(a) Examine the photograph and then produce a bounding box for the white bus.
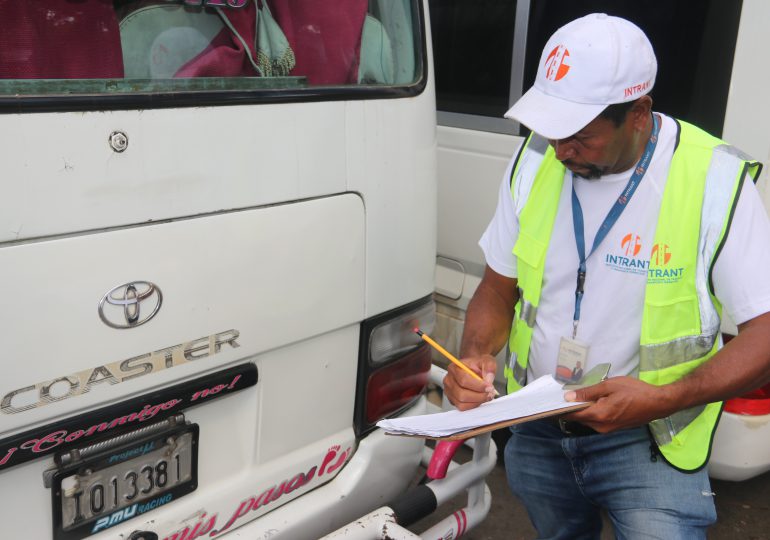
[429,0,770,481]
[0,2,494,539]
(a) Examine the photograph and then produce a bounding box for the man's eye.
[574,135,591,145]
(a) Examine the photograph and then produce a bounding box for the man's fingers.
[564,381,609,403]
[443,373,493,411]
[443,354,498,410]
[448,362,488,392]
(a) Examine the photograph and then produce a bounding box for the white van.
[429,0,770,481]
[0,2,494,539]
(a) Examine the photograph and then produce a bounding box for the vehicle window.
[0,0,421,102]
[430,0,742,137]
[428,0,516,119]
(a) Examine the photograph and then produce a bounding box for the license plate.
[51,423,198,540]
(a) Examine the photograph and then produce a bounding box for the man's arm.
[565,310,770,432]
[443,265,519,411]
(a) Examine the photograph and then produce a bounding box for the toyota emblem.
[98,281,163,329]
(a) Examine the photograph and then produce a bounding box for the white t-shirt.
[480,113,770,381]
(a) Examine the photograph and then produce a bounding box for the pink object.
[427,439,464,480]
[0,1,124,79]
[177,0,369,84]
[270,0,367,85]
[175,1,260,78]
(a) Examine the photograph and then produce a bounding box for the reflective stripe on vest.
[507,119,761,471]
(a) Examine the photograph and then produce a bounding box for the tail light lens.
[366,346,431,423]
[354,296,435,437]
[724,383,770,415]
[722,334,770,415]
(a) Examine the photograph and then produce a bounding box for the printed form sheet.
[377,375,587,437]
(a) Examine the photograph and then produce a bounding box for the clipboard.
[420,402,592,441]
[385,363,610,441]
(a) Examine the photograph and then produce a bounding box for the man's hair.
[598,100,637,127]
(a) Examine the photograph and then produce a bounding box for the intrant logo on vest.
[647,243,685,284]
[604,236,685,282]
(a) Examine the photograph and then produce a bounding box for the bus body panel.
[0,194,380,538]
[1,103,347,243]
[346,94,438,318]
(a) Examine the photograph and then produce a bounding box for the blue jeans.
[504,420,716,539]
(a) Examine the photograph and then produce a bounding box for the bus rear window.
[0,0,422,104]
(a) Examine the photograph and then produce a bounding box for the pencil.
[414,328,499,397]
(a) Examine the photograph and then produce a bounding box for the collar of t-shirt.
[568,113,676,251]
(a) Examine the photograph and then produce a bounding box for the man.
[443,13,770,539]
[570,360,583,383]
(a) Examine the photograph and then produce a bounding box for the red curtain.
[0,0,124,79]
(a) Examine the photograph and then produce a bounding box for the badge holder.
[562,362,611,391]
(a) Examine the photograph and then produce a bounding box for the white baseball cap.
[505,13,657,140]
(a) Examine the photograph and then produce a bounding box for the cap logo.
[544,45,570,81]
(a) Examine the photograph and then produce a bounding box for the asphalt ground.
[412,441,770,540]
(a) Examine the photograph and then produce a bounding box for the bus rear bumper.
[321,431,495,539]
[320,365,497,539]
[224,366,497,539]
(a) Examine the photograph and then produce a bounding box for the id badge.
[555,336,590,383]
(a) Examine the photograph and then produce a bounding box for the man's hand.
[560,312,770,432]
[443,355,498,411]
[562,376,675,432]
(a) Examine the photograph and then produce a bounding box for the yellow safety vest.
[506,120,762,471]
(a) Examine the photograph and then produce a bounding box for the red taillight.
[354,297,435,436]
[365,344,431,424]
[724,383,770,415]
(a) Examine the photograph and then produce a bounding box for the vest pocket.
[513,230,548,272]
[642,295,700,343]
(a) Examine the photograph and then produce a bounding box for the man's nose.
[550,138,576,161]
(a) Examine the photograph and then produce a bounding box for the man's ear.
[629,95,653,131]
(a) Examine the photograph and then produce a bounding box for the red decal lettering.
[65,430,85,443]
[326,447,351,475]
[85,423,110,436]
[160,399,182,410]
[285,472,309,494]
[319,445,341,476]
[195,514,217,538]
[192,377,240,401]
[31,430,67,453]
[211,499,253,536]
[268,482,288,503]
[204,460,325,535]
[163,527,189,540]
[0,447,18,466]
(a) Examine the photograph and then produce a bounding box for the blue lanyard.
[570,114,660,337]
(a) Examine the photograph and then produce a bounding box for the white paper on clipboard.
[376,374,588,438]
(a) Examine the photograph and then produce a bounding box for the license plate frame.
[51,422,199,540]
